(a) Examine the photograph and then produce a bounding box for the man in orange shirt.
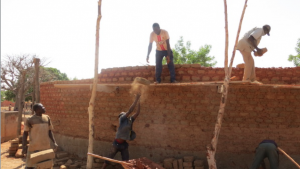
[147,23,176,83]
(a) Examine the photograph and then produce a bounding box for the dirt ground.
[1,141,26,169]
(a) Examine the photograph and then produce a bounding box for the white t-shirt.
[237,27,266,52]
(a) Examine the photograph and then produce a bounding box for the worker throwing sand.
[250,140,279,169]
[101,94,141,169]
[22,103,58,169]
[237,25,271,83]
[147,23,176,83]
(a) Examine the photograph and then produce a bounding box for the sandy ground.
[1,141,26,169]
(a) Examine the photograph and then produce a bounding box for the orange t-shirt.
[149,29,170,51]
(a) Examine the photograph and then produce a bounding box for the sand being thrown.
[129,77,150,103]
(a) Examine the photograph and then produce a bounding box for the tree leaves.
[288,38,300,67]
[163,37,217,67]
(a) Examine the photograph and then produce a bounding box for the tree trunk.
[32,74,35,114]
[17,71,26,135]
[86,1,102,169]
[206,1,248,168]
[14,88,20,111]
[34,58,40,103]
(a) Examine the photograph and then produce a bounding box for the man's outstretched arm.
[147,43,152,63]
[132,101,140,120]
[125,94,141,117]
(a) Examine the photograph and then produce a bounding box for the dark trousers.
[250,143,279,169]
[104,140,129,164]
[155,50,176,83]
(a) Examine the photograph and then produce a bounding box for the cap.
[264,25,271,36]
[118,112,126,118]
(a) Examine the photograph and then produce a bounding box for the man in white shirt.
[147,23,176,83]
[236,25,271,83]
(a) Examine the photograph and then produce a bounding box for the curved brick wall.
[40,66,300,168]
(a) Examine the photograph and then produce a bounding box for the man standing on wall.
[250,139,279,169]
[236,25,271,83]
[101,94,141,169]
[147,23,176,83]
[22,103,58,169]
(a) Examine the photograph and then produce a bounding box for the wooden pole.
[206,1,248,168]
[86,1,102,169]
[228,0,248,76]
[34,58,40,103]
[17,70,26,135]
[278,147,300,169]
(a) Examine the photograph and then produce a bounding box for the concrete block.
[30,149,55,164]
[11,139,19,144]
[193,160,204,167]
[183,162,193,167]
[173,160,178,169]
[183,156,194,162]
[178,159,183,169]
[36,159,53,169]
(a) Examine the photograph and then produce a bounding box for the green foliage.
[288,38,300,67]
[1,91,5,102]
[41,67,69,82]
[162,37,217,67]
[4,90,15,101]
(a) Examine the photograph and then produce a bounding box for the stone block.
[30,149,55,165]
[183,156,194,162]
[36,159,53,169]
[178,159,183,169]
[183,162,193,167]
[193,160,204,167]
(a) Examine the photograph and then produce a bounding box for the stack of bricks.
[8,138,19,156]
[163,156,205,169]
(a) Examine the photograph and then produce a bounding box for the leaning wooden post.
[86,1,102,169]
[17,70,26,135]
[34,58,40,103]
[228,0,248,76]
[206,0,248,168]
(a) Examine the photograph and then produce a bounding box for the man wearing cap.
[250,139,279,169]
[101,94,141,169]
[147,23,176,83]
[22,103,58,169]
[237,25,271,83]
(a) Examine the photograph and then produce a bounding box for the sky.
[1,0,300,79]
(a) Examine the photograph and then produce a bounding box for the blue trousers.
[250,143,279,169]
[104,140,129,164]
[155,50,176,83]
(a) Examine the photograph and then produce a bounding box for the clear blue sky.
[2,0,300,79]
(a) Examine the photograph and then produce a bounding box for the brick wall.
[1,100,16,107]
[98,65,300,84]
[40,66,300,167]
